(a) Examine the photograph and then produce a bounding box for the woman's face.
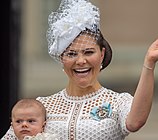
[61,33,105,88]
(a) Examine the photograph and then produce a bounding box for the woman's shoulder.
[36,89,64,103]
[104,87,133,99]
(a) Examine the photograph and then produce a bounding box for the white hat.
[46,0,100,62]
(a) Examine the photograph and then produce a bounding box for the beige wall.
[95,0,158,45]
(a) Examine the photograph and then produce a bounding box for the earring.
[100,65,103,69]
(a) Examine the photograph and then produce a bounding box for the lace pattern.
[1,87,133,140]
[42,88,133,140]
[64,87,104,100]
[1,126,18,140]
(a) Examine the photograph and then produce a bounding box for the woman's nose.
[76,54,86,65]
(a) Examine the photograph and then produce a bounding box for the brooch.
[90,102,112,121]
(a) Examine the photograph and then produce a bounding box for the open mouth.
[74,68,91,74]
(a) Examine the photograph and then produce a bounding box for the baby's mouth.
[20,130,30,134]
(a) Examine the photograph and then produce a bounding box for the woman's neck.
[66,82,102,97]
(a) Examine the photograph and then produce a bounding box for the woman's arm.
[126,39,158,132]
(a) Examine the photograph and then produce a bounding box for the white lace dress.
[2,87,133,140]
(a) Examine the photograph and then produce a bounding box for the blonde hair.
[11,98,46,120]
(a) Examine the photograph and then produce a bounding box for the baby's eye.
[28,119,36,123]
[16,120,23,123]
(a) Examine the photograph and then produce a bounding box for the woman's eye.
[65,51,77,58]
[84,50,94,56]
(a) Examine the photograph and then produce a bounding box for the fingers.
[144,39,158,68]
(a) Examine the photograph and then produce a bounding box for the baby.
[11,98,57,140]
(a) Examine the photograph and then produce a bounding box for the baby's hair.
[11,98,46,121]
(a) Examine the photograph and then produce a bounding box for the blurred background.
[1,0,158,139]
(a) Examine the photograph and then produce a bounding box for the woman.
[2,0,158,139]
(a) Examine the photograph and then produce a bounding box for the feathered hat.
[46,0,112,69]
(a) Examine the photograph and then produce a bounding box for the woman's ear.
[101,48,105,61]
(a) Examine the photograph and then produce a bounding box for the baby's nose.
[22,121,28,127]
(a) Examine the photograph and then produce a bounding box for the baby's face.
[12,106,45,140]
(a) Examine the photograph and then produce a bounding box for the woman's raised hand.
[144,39,158,70]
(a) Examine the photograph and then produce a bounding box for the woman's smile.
[62,32,105,88]
[73,68,91,77]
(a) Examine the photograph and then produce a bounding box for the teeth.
[75,68,90,72]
